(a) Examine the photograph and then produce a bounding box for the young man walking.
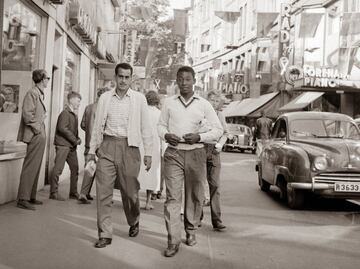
[49,92,82,201]
[158,66,223,257]
[89,63,153,248]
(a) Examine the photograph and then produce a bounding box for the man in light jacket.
[88,62,153,248]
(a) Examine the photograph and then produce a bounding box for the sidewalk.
[0,176,233,269]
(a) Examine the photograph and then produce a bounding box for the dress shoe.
[49,193,65,201]
[185,234,197,246]
[213,223,226,231]
[29,199,43,205]
[69,193,80,199]
[17,200,36,210]
[94,238,112,248]
[86,194,93,200]
[78,195,90,204]
[164,244,180,257]
[129,223,139,237]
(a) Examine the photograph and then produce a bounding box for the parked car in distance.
[256,111,360,209]
[223,124,256,154]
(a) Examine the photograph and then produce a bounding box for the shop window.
[64,45,80,107]
[2,0,41,71]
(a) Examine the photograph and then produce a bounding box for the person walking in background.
[89,63,153,248]
[138,90,163,210]
[16,69,50,210]
[255,110,273,156]
[158,66,223,257]
[78,87,109,204]
[204,90,228,231]
[49,92,82,201]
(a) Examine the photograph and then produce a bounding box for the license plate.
[334,182,360,192]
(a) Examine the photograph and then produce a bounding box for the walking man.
[205,90,228,231]
[17,69,50,210]
[89,62,153,248]
[78,87,109,204]
[49,92,82,201]
[158,66,223,257]
[255,110,273,156]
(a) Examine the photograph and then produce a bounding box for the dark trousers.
[205,144,222,226]
[164,147,206,245]
[95,136,141,239]
[80,154,95,196]
[17,131,46,200]
[50,146,79,195]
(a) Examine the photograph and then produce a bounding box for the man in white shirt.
[88,63,153,248]
[158,66,223,257]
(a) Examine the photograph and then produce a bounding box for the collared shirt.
[104,91,130,138]
[158,94,223,150]
[89,89,153,156]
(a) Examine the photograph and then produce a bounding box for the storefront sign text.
[303,65,350,88]
[279,3,292,76]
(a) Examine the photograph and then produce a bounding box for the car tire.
[286,184,305,209]
[258,165,270,192]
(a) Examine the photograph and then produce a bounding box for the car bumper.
[288,178,360,198]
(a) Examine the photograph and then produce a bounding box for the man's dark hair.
[177,66,195,79]
[115,63,133,76]
[67,91,82,101]
[32,69,47,84]
[145,90,160,106]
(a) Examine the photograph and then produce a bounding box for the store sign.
[279,3,292,76]
[303,65,350,88]
[96,35,106,60]
[67,0,97,46]
[124,30,137,65]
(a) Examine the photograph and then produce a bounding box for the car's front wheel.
[286,184,305,209]
[258,165,270,192]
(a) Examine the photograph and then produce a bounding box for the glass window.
[64,45,80,107]
[2,0,41,71]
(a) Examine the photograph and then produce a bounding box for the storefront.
[281,0,360,117]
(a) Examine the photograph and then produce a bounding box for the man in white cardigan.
[88,63,153,248]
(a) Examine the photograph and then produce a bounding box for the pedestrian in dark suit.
[49,92,82,201]
[78,87,109,204]
[17,69,50,210]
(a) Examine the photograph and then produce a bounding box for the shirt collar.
[112,88,131,98]
[36,86,44,97]
[175,93,200,108]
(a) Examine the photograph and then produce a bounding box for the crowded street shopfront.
[0,0,108,204]
[280,0,360,117]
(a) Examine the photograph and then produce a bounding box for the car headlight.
[314,156,327,171]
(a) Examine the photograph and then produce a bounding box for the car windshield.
[227,124,250,134]
[290,119,360,140]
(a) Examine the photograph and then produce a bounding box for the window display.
[2,0,41,71]
[0,84,19,113]
[64,45,80,107]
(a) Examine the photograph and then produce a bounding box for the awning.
[223,92,280,118]
[97,62,116,80]
[278,91,324,112]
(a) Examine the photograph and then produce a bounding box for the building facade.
[0,0,125,204]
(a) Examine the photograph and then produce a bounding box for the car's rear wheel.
[286,184,305,209]
[258,165,270,192]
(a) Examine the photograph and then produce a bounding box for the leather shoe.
[69,193,80,199]
[185,234,197,246]
[29,199,43,205]
[78,195,90,204]
[49,193,65,201]
[164,244,180,257]
[86,194,93,200]
[94,238,112,248]
[213,223,226,231]
[129,223,139,237]
[17,200,36,210]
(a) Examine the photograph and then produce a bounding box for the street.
[1,152,360,269]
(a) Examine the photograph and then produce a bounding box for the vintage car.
[223,124,256,154]
[256,111,360,209]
